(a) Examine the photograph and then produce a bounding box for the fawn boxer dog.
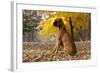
[51,18,77,56]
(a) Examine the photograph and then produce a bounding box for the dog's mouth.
[53,21,58,27]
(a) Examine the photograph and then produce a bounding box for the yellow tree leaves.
[37,11,90,38]
[37,16,57,38]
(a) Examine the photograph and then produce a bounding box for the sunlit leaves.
[37,11,90,38]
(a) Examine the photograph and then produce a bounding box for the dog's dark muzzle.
[53,21,58,26]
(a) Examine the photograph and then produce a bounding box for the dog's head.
[53,18,63,27]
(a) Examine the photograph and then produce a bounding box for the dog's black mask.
[53,18,63,27]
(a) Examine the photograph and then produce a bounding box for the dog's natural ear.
[53,18,63,27]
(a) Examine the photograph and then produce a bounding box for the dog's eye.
[56,19,62,22]
[56,20,60,22]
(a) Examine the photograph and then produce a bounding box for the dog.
[51,18,77,56]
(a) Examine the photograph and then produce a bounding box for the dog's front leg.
[51,44,57,54]
[50,41,60,57]
[54,41,60,54]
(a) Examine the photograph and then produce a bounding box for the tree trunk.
[88,14,91,40]
[69,17,74,40]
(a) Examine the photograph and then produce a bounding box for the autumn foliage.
[37,11,90,40]
[23,10,91,62]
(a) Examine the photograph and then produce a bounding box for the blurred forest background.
[23,10,91,62]
[23,10,91,42]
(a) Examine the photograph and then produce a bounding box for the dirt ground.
[23,41,91,62]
